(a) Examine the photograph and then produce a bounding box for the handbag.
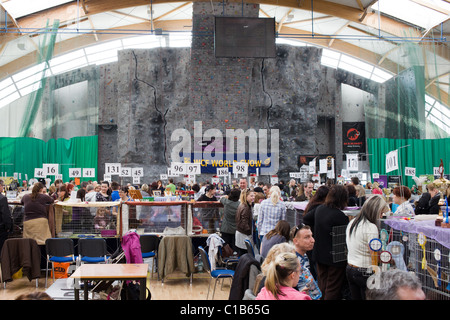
[221,244,234,258]
[120,281,151,300]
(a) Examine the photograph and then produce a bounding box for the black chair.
[244,239,263,263]
[77,238,110,265]
[139,235,160,280]
[45,238,77,288]
[244,239,255,258]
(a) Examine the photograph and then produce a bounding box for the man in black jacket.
[0,180,13,255]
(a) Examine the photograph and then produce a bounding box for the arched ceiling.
[0,0,449,103]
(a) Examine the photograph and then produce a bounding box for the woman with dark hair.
[197,185,219,232]
[219,188,241,251]
[392,185,414,217]
[260,220,291,259]
[96,181,111,202]
[57,184,70,202]
[346,184,358,207]
[303,185,330,230]
[312,184,349,300]
[20,183,54,245]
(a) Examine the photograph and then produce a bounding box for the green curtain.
[367,137,450,188]
[0,136,97,183]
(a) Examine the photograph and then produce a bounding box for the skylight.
[1,0,75,19]
[373,0,450,31]
[425,94,450,134]
[321,48,394,83]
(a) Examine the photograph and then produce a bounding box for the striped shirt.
[256,198,286,237]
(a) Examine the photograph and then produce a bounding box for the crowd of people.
[1,174,438,301]
[213,177,431,301]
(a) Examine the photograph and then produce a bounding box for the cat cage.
[381,219,450,300]
[53,201,119,238]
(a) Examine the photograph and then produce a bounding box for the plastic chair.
[244,239,263,263]
[139,235,160,280]
[244,239,254,257]
[45,238,77,288]
[198,246,234,300]
[77,238,110,265]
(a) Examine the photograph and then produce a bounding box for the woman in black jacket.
[303,185,330,231]
[312,184,349,300]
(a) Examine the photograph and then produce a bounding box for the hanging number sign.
[68,168,81,178]
[233,162,248,176]
[386,149,399,173]
[217,167,229,177]
[170,162,186,175]
[185,163,201,175]
[83,168,95,178]
[34,168,45,178]
[105,163,121,175]
[405,167,416,177]
[43,164,59,176]
[120,167,132,177]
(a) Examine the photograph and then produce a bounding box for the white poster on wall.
[346,154,358,171]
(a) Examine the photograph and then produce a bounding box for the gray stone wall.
[94,2,379,183]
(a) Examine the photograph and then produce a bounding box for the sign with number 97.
[185,163,200,175]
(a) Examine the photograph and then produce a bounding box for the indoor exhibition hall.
[0,0,448,305]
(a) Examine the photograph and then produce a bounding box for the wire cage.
[285,206,303,228]
[331,225,348,263]
[407,232,450,300]
[192,202,224,234]
[380,220,450,300]
[54,202,119,238]
[126,202,188,234]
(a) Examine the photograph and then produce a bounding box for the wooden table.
[70,264,148,300]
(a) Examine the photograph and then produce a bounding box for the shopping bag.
[51,262,71,279]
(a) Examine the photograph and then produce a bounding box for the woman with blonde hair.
[256,252,312,300]
[256,186,286,242]
[371,182,383,195]
[253,243,296,296]
[235,188,255,256]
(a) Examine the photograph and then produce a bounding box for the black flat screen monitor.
[214,17,276,58]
